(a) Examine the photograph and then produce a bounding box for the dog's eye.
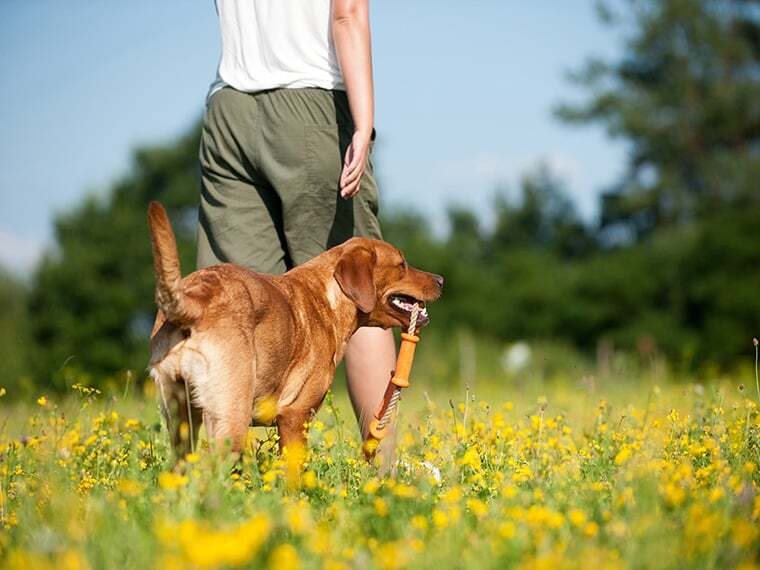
[399,260,407,271]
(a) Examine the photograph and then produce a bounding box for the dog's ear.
[334,245,377,313]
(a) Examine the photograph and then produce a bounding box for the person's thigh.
[197,87,289,274]
[257,88,383,266]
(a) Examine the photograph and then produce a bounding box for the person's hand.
[340,129,372,199]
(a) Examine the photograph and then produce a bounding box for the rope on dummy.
[363,303,421,457]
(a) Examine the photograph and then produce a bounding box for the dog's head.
[333,238,443,329]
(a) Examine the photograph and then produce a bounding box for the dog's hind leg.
[203,371,254,456]
[156,375,203,461]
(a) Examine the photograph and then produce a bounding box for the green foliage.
[0,270,31,394]
[27,127,202,389]
[557,0,760,240]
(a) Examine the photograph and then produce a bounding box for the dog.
[147,202,443,459]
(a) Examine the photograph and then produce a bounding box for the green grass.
[1,367,759,569]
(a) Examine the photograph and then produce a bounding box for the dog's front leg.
[276,409,311,479]
[276,409,310,455]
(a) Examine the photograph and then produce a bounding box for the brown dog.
[147,202,443,458]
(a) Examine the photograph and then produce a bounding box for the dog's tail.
[147,201,200,325]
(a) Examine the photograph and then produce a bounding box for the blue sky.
[0,1,626,274]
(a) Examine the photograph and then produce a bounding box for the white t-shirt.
[209,0,345,99]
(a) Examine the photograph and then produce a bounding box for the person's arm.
[331,0,374,198]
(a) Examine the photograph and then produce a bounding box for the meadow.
[1,354,759,570]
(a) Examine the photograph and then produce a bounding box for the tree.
[492,164,594,257]
[557,0,760,241]
[28,127,202,389]
[0,269,31,395]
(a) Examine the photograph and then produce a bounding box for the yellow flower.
[117,479,142,497]
[441,486,462,504]
[286,501,312,534]
[37,396,48,407]
[432,509,449,529]
[374,497,388,517]
[302,470,317,489]
[708,487,724,503]
[614,447,631,465]
[374,541,406,570]
[568,509,587,527]
[662,482,686,507]
[466,498,488,518]
[262,470,278,484]
[158,472,188,490]
[268,544,300,570]
[363,478,381,495]
[583,521,599,537]
[459,447,482,470]
[732,519,759,548]
[164,515,270,568]
[499,521,516,539]
[254,395,278,424]
[392,484,417,499]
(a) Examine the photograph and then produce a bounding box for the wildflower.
[568,509,587,527]
[614,447,631,465]
[284,442,306,489]
[411,515,428,531]
[308,525,331,555]
[37,396,47,407]
[374,541,406,570]
[363,478,381,495]
[432,509,449,529]
[392,484,417,499]
[302,470,317,489]
[732,519,759,548]
[491,520,514,541]
[254,395,278,425]
[708,487,724,503]
[374,497,388,517]
[158,472,188,490]
[437,486,461,506]
[286,501,312,534]
[268,544,300,570]
[467,498,488,518]
[117,479,142,497]
[584,521,599,537]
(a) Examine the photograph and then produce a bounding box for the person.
[196,0,397,465]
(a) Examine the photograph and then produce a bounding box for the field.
[1,366,759,570]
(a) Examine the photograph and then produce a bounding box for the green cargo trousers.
[196,86,383,274]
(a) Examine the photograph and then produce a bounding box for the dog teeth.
[391,298,417,312]
[391,298,428,318]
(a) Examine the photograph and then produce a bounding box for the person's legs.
[344,327,397,470]
[344,327,396,435]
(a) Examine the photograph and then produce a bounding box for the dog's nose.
[434,274,444,290]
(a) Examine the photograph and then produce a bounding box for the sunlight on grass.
[1,377,758,569]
